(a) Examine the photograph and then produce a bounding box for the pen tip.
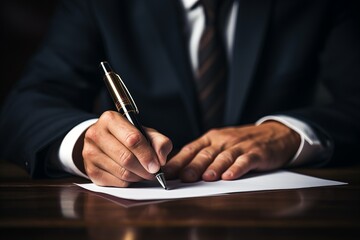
[156,172,168,190]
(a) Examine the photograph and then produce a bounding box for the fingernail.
[148,161,159,173]
[203,170,216,179]
[223,171,233,179]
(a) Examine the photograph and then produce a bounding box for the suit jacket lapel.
[224,0,272,125]
[144,0,202,135]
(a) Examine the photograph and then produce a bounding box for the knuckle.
[125,131,142,148]
[227,135,240,144]
[118,150,134,167]
[118,167,131,181]
[198,148,215,159]
[100,111,117,122]
[206,129,219,136]
[244,152,262,166]
[217,151,234,165]
[249,141,262,149]
[82,145,97,160]
[84,127,98,142]
[182,144,195,153]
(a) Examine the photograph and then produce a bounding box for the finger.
[94,152,146,183]
[103,111,161,174]
[89,166,131,188]
[83,140,144,183]
[164,136,210,179]
[145,127,173,166]
[202,147,243,181]
[221,152,261,180]
[84,121,153,180]
[101,134,154,180]
[179,146,221,182]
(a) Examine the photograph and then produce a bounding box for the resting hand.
[79,111,172,187]
[164,121,300,182]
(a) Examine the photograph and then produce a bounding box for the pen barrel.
[100,61,167,189]
[103,72,137,115]
[102,71,149,142]
[125,111,150,143]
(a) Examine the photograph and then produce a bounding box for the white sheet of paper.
[76,170,346,201]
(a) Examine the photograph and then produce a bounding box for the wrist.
[261,121,301,164]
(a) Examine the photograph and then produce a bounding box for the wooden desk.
[1,160,359,240]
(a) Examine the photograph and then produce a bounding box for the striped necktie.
[196,0,228,130]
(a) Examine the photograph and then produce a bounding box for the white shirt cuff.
[58,119,98,178]
[256,115,324,166]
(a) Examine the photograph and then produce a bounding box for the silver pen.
[100,61,168,190]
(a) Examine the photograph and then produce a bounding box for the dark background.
[0,0,59,104]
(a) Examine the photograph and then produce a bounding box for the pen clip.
[115,73,139,114]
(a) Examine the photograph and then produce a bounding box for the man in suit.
[0,0,359,187]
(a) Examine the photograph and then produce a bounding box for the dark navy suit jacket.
[1,0,359,177]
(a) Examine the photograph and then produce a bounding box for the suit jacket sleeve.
[282,1,360,165]
[0,0,104,177]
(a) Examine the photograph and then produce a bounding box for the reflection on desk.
[0,160,359,240]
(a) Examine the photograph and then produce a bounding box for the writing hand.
[164,121,300,182]
[80,110,172,187]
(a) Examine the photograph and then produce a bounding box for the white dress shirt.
[57,0,326,177]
